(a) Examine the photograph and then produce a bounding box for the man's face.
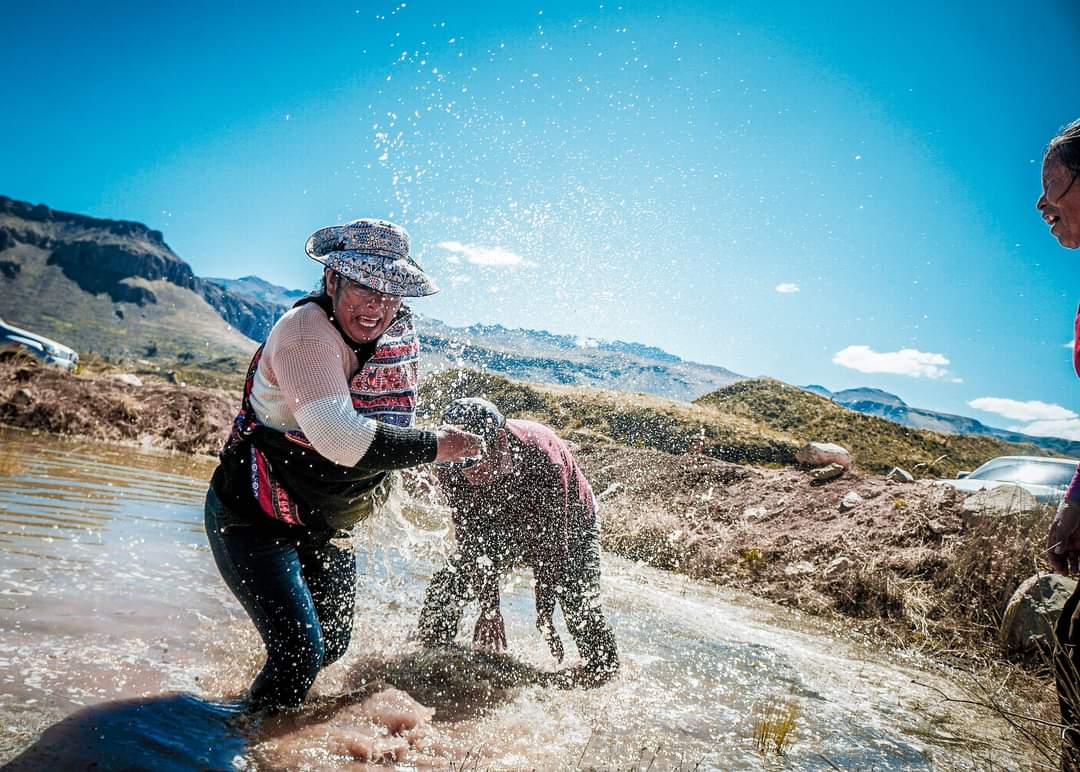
[461,431,509,485]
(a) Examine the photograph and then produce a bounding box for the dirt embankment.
[577,443,1050,661]
[0,356,235,454]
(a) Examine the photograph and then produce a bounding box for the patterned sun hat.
[305,218,439,297]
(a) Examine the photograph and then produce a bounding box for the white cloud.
[1009,419,1080,441]
[967,397,1078,422]
[775,283,800,294]
[832,345,952,379]
[448,275,471,288]
[437,240,530,267]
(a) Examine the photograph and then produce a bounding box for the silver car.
[937,455,1078,504]
[0,318,79,371]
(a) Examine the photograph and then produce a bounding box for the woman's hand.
[473,609,507,652]
[1048,498,1080,575]
[434,426,484,464]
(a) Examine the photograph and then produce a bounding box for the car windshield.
[967,459,1078,488]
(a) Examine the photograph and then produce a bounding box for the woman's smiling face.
[1037,155,1080,249]
[326,269,403,342]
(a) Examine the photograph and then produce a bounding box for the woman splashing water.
[204,219,482,712]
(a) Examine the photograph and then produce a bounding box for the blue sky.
[4,1,1080,437]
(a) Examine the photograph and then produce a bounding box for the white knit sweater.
[249,303,379,467]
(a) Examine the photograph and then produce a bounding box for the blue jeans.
[204,487,357,710]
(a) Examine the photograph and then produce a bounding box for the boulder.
[111,373,143,387]
[742,506,769,521]
[796,442,852,469]
[9,388,33,407]
[1000,573,1077,655]
[886,467,914,483]
[962,485,1038,520]
[810,463,845,482]
[824,556,854,578]
[597,483,622,501]
[927,518,960,536]
[840,490,863,511]
[784,561,816,576]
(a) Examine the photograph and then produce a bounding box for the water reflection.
[3,693,248,771]
[0,428,1025,770]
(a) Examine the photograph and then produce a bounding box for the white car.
[936,455,1078,505]
[0,318,79,371]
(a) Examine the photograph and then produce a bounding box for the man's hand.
[1048,498,1080,575]
[473,609,506,652]
[435,426,484,464]
[537,614,564,663]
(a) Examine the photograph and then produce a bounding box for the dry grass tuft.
[752,698,799,756]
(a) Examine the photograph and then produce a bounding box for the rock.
[795,442,852,469]
[111,373,143,387]
[824,556,854,578]
[810,463,845,482]
[742,505,769,521]
[962,485,1038,520]
[784,561,816,576]
[597,483,622,501]
[927,518,960,535]
[1000,573,1077,655]
[886,467,914,483]
[839,491,863,511]
[9,388,33,407]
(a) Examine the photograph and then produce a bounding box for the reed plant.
[752,698,799,756]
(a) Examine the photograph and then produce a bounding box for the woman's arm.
[273,337,436,468]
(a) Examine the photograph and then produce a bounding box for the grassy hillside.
[695,378,1047,476]
[0,197,261,363]
[419,369,1045,477]
[418,369,799,465]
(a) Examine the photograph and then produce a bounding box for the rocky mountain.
[415,317,743,401]
[218,275,744,400]
[205,275,308,308]
[0,196,278,360]
[804,384,1080,458]
[0,196,742,399]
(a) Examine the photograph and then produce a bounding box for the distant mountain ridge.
[0,195,742,400]
[206,275,307,308]
[5,193,1077,444]
[220,275,744,401]
[804,384,1080,458]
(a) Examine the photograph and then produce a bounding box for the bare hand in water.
[473,609,506,651]
[434,426,484,464]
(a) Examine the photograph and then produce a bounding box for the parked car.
[0,318,79,371]
[935,455,1078,504]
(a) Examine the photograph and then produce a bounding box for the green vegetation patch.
[695,378,1046,476]
[418,368,799,465]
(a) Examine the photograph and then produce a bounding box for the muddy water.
[0,428,1027,770]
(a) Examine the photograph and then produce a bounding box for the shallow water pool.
[0,428,1026,770]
